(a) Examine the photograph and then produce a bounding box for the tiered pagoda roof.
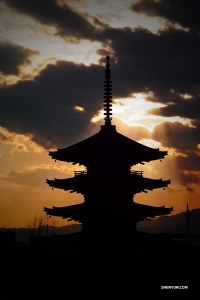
[49,124,167,166]
[44,56,173,234]
[44,202,172,223]
[46,172,170,195]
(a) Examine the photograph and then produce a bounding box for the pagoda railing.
[131,171,143,176]
[74,171,87,176]
[74,170,143,176]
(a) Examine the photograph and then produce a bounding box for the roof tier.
[46,173,170,195]
[49,125,167,166]
[44,203,84,222]
[44,202,173,223]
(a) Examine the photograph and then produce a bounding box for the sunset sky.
[0,0,200,228]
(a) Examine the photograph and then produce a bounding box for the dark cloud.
[0,61,104,148]
[151,121,200,185]
[176,153,200,172]
[130,0,200,33]
[3,0,105,42]
[148,94,200,121]
[1,26,200,154]
[179,168,200,187]
[152,122,199,153]
[102,27,200,100]
[0,42,37,75]
[186,187,194,192]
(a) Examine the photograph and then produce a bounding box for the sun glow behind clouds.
[75,106,84,112]
[0,2,102,85]
[91,92,193,130]
[0,127,44,154]
[63,0,165,33]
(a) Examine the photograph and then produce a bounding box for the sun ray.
[91,92,193,131]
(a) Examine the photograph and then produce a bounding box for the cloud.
[151,121,200,186]
[3,0,105,42]
[0,42,38,76]
[152,122,199,153]
[0,164,76,187]
[148,94,200,121]
[1,168,47,187]
[179,170,200,187]
[0,126,44,154]
[0,61,104,148]
[113,117,152,141]
[1,26,200,152]
[130,0,200,33]
[102,27,200,99]
[176,154,200,173]
[0,130,13,143]
[186,187,194,192]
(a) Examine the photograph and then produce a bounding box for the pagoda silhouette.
[44,56,173,238]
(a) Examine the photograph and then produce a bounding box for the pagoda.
[44,56,173,237]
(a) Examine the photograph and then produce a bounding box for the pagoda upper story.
[49,57,167,167]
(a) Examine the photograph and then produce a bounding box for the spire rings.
[104,56,113,125]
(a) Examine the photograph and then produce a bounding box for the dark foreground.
[1,231,200,299]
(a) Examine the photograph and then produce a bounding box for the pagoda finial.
[104,56,112,126]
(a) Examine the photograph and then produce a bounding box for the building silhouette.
[44,56,173,237]
[185,203,191,238]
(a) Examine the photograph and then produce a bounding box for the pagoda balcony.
[74,171,87,176]
[131,170,143,176]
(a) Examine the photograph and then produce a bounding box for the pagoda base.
[81,208,137,239]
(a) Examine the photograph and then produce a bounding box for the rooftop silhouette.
[44,56,173,237]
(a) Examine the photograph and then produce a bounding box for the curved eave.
[48,127,168,164]
[132,176,170,193]
[134,202,173,221]
[44,203,84,221]
[48,131,100,163]
[46,176,170,194]
[46,177,85,194]
[49,149,168,165]
[142,150,167,162]
[44,202,173,222]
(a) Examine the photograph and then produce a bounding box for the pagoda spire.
[104,56,112,126]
